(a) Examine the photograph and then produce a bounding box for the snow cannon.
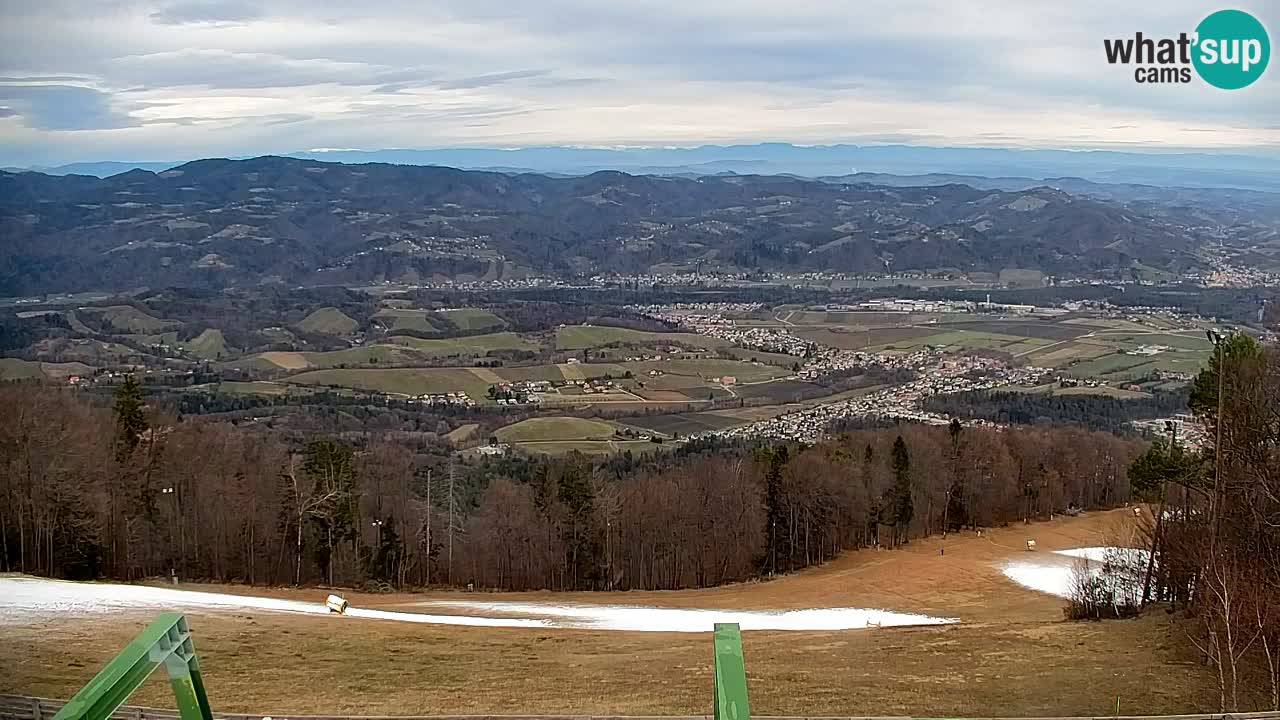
[1026,539,1037,551]
[325,594,349,614]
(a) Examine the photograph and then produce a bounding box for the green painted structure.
[51,613,212,720]
[51,613,750,720]
[713,622,751,720]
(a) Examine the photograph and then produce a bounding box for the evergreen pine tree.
[113,374,147,460]
[890,435,913,546]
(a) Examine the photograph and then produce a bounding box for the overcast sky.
[0,0,1276,166]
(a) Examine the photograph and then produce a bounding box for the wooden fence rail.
[4,694,1280,720]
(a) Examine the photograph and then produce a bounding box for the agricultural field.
[387,332,538,357]
[619,412,741,436]
[0,358,50,380]
[621,358,790,384]
[771,308,1215,382]
[286,367,494,399]
[495,416,618,443]
[792,325,938,350]
[295,307,359,336]
[184,329,231,360]
[555,325,728,351]
[437,308,506,331]
[78,305,178,333]
[0,358,92,381]
[371,309,437,333]
[232,345,429,372]
[514,439,665,456]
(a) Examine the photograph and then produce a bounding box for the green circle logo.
[1192,9,1270,89]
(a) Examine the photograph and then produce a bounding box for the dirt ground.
[0,509,1219,716]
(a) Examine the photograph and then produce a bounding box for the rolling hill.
[0,156,1257,296]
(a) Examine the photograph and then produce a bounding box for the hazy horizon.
[2,1,1276,168]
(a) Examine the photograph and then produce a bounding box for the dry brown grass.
[0,509,1218,716]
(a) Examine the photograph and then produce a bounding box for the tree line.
[0,376,1142,592]
[923,386,1189,433]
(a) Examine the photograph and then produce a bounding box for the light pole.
[161,486,176,581]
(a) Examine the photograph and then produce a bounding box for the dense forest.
[0,378,1141,591]
[923,387,1189,433]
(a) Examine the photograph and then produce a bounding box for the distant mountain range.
[16,143,1280,192]
[4,155,1277,297]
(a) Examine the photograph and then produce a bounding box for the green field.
[1065,352,1158,379]
[387,332,538,356]
[437,308,506,331]
[371,309,437,333]
[495,416,618,443]
[185,329,231,360]
[619,412,741,436]
[555,325,728,351]
[287,367,492,398]
[199,380,295,396]
[1092,331,1213,353]
[877,329,1055,352]
[80,305,178,333]
[514,440,664,456]
[621,358,789,384]
[296,307,359,336]
[0,358,45,380]
[0,359,91,381]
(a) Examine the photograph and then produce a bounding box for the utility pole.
[447,459,456,585]
[424,468,432,585]
[1206,330,1226,557]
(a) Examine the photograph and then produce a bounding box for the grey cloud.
[0,107,16,118]
[0,84,136,130]
[0,0,1274,164]
[0,75,95,83]
[149,0,263,25]
[438,69,549,90]
[107,50,412,89]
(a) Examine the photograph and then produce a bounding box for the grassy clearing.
[388,332,538,357]
[296,307,359,336]
[495,416,618,443]
[555,325,727,351]
[445,423,480,444]
[437,308,506,331]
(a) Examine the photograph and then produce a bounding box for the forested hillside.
[0,156,1231,295]
[0,379,1140,590]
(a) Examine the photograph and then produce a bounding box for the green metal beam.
[52,613,212,720]
[713,622,750,720]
